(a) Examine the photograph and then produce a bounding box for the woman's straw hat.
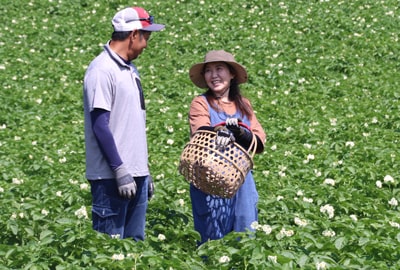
[189,50,248,88]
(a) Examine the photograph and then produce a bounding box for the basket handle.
[214,121,251,131]
[248,133,257,159]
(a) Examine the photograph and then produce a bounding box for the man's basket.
[179,128,257,198]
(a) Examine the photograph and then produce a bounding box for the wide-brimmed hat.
[189,50,248,88]
[112,7,165,32]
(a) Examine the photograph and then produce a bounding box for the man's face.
[129,30,151,60]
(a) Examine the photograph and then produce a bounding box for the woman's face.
[203,62,234,96]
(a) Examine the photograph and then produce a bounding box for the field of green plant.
[1,0,399,269]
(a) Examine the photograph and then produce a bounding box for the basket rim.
[189,129,257,159]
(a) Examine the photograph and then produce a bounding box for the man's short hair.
[111,31,132,41]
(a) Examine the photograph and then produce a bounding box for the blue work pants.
[89,176,148,240]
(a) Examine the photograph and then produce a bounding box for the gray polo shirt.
[83,41,149,179]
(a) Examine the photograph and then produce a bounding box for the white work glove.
[215,126,235,149]
[225,117,240,128]
[114,165,137,199]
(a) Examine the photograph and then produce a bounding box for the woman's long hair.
[204,64,252,120]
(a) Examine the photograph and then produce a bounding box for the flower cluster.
[294,217,308,227]
[74,206,88,219]
[250,221,273,235]
[322,229,336,237]
[279,227,294,237]
[320,204,335,219]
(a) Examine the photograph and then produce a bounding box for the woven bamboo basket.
[179,129,257,198]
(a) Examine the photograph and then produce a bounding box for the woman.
[187,50,266,245]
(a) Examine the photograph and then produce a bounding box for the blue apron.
[190,95,259,245]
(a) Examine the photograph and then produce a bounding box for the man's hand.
[114,165,137,199]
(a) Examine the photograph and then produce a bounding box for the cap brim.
[142,23,165,32]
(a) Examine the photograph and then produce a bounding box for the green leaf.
[39,230,53,240]
[334,236,348,250]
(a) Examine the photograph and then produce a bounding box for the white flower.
[304,154,315,163]
[389,221,400,229]
[177,189,186,194]
[261,224,272,234]
[69,179,78,184]
[178,199,184,207]
[279,228,294,237]
[316,261,328,270]
[276,195,284,201]
[268,255,277,264]
[388,197,398,207]
[330,118,337,126]
[350,214,358,222]
[284,151,292,156]
[219,255,230,263]
[303,197,313,203]
[250,221,259,230]
[320,204,335,219]
[12,178,23,185]
[376,180,382,188]
[322,229,336,237]
[0,187,4,192]
[80,183,89,190]
[111,234,121,239]
[158,234,166,241]
[166,139,174,145]
[303,143,312,149]
[74,206,88,219]
[111,253,125,261]
[56,191,62,197]
[294,217,308,227]
[41,209,49,216]
[156,174,164,180]
[345,141,355,148]
[384,175,394,183]
[270,144,277,151]
[323,178,335,186]
[262,170,270,176]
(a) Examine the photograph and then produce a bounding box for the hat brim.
[189,61,248,89]
[142,23,165,32]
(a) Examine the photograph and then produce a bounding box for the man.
[83,6,165,240]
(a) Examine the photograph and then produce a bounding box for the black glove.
[225,117,243,137]
[215,126,235,149]
[225,117,254,150]
[148,175,154,200]
[114,165,137,199]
